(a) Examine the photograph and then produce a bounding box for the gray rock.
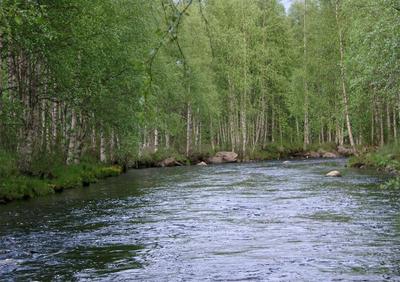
[326,170,342,177]
[323,152,338,158]
[158,157,183,167]
[215,151,238,162]
[337,146,355,156]
[308,151,321,158]
[208,151,238,164]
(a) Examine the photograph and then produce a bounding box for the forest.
[0,0,399,200]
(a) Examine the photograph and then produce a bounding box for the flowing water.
[1,159,400,281]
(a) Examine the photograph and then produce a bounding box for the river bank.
[134,143,348,168]
[0,155,123,204]
[348,144,400,188]
[0,143,361,204]
[349,145,400,174]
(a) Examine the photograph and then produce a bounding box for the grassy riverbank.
[349,144,400,189]
[0,143,345,204]
[136,142,340,165]
[0,151,122,204]
[349,144,400,173]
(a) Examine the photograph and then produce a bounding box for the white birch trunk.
[336,0,356,152]
[100,129,107,163]
[66,109,77,165]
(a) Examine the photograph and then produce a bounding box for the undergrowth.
[0,150,122,203]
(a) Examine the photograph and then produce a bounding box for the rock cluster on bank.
[156,145,355,169]
[157,157,184,167]
[207,151,238,164]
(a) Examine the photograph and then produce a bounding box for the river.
[1,159,400,281]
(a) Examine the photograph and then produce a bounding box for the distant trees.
[0,0,398,172]
[207,0,292,156]
[288,0,399,149]
[0,0,154,171]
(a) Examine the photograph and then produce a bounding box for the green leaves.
[14,14,22,25]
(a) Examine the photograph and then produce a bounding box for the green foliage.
[308,143,337,153]
[380,177,400,190]
[98,166,123,177]
[0,150,18,178]
[249,142,304,161]
[0,177,53,202]
[351,145,400,189]
[0,161,122,202]
[0,0,398,202]
[137,148,189,167]
[349,144,400,172]
[50,163,123,190]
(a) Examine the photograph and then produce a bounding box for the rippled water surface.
[1,159,400,281]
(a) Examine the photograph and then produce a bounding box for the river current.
[1,159,400,281]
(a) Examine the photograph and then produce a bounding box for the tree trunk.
[165,133,170,149]
[241,4,248,157]
[91,126,96,151]
[303,0,310,150]
[328,124,332,143]
[336,0,356,152]
[110,129,116,163]
[73,114,84,165]
[386,101,391,143]
[228,75,236,152]
[154,128,158,153]
[66,109,77,165]
[371,104,375,144]
[210,120,215,151]
[51,101,58,148]
[271,108,275,143]
[393,106,397,144]
[198,122,202,152]
[100,129,107,163]
[186,101,192,157]
[0,33,3,114]
[379,101,384,147]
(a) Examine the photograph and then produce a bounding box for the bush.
[380,177,400,189]
[30,151,65,178]
[0,156,123,203]
[0,150,18,178]
[249,142,305,160]
[49,163,121,189]
[136,148,188,167]
[349,144,400,172]
[96,166,123,178]
[0,177,53,202]
[308,142,337,152]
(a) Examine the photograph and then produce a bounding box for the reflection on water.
[1,159,400,281]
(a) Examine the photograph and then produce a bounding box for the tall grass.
[0,150,122,203]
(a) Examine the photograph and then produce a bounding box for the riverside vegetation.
[0,0,399,202]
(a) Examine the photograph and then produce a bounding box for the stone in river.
[326,170,342,177]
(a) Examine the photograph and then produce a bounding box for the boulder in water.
[197,161,207,166]
[326,170,342,177]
